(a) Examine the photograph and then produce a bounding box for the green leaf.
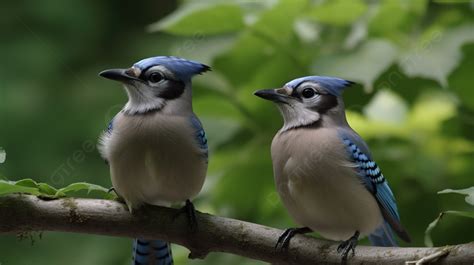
[449,43,474,109]
[251,0,307,41]
[56,182,115,199]
[425,210,474,247]
[0,181,41,196]
[38,183,58,196]
[148,3,244,35]
[363,89,408,124]
[438,187,474,206]
[312,39,398,91]
[15,178,39,188]
[399,23,474,87]
[369,0,427,37]
[307,0,367,26]
[1,178,115,200]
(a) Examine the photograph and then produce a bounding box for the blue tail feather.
[132,239,173,265]
[368,221,398,247]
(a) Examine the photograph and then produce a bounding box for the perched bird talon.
[275,227,311,252]
[337,231,360,262]
[174,199,198,232]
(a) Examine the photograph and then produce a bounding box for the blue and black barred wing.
[106,118,114,134]
[189,116,208,161]
[341,135,411,243]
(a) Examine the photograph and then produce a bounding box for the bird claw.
[174,199,198,232]
[275,227,311,252]
[337,231,360,263]
[275,228,293,251]
[107,187,126,203]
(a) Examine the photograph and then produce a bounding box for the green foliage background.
[1,0,473,264]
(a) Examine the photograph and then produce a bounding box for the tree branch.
[0,195,472,264]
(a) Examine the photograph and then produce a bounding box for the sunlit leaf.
[399,23,474,87]
[449,43,474,109]
[363,89,408,124]
[15,178,39,188]
[408,92,457,133]
[306,0,367,26]
[425,210,474,247]
[369,0,427,39]
[148,3,244,35]
[0,180,41,196]
[438,187,474,206]
[344,20,368,50]
[252,0,307,41]
[56,182,110,196]
[312,39,398,91]
[294,18,321,43]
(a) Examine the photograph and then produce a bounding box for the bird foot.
[108,187,125,203]
[275,227,311,252]
[337,231,360,264]
[173,199,198,232]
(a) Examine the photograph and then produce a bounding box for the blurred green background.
[1,0,473,264]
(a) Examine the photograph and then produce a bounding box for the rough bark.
[0,195,472,264]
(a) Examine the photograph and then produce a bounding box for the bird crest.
[133,56,211,82]
[285,76,354,97]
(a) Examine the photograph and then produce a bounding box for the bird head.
[99,56,210,115]
[254,76,354,131]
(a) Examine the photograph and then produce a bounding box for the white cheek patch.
[277,102,321,132]
[122,83,166,115]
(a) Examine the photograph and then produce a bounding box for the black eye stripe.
[311,94,338,114]
[155,80,185,100]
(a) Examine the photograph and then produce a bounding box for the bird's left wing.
[106,118,114,134]
[189,116,208,161]
[98,117,115,164]
[339,131,411,243]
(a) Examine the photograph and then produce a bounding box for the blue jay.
[254,76,410,261]
[98,56,210,265]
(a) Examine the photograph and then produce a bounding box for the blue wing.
[340,132,410,245]
[189,116,208,161]
[100,118,115,165]
[106,118,114,134]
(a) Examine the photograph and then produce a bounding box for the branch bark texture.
[0,195,472,264]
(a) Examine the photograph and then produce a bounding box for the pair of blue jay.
[98,56,410,265]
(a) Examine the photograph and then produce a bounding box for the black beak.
[99,68,139,82]
[254,89,288,103]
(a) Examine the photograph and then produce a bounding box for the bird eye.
[301,88,316,98]
[149,72,164,83]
